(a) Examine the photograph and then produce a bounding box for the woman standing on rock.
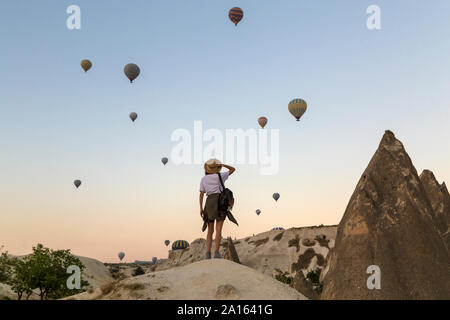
[199,159,235,259]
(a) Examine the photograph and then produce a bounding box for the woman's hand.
[200,209,204,218]
[222,164,236,175]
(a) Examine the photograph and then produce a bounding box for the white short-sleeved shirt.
[200,171,229,196]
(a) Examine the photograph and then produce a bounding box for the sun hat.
[204,158,222,174]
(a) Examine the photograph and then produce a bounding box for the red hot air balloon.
[258,117,268,129]
[229,7,244,26]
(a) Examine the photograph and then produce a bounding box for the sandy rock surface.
[67,259,307,300]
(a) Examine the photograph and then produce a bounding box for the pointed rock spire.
[321,131,450,300]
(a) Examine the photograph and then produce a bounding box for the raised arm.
[222,164,235,175]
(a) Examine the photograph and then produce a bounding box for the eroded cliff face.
[420,170,450,248]
[321,131,450,300]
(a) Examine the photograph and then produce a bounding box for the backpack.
[217,173,234,212]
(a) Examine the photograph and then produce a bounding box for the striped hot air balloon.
[229,7,244,26]
[171,240,189,251]
[288,99,307,121]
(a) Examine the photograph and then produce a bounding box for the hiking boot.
[214,250,222,259]
[205,251,211,260]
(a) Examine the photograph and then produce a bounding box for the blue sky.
[0,1,449,261]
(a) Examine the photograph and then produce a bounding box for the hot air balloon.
[118,252,125,261]
[129,112,138,122]
[80,59,92,72]
[272,227,285,231]
[124,63,140,83]
[273,193,280,201]
[164,240,170,247]
[229,7,244,26]
[152,257,157,264]
[74,180,81,188]
[288,99,307,121]
[161,157,168,165]
[172,240,189,251]
[258,117,268,129]
[256,209,261,216]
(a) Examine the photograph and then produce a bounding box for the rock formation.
[154,226,337,280]
[419,170,450,248]
[292,272,320,300]
[77,256,114,289]
[65,259,307,300]
[224,237,241,264]
[321,131,450,300]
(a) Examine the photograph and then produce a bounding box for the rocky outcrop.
[292,272,320,300]
[321,131,450,300]
[224,237,240,264]
[77,256,114,289]
[420,170,450,248]
[155,226,337,280]
[64,227,336,300]
[66,259,307,300]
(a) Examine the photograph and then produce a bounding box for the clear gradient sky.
[1,1,449,262]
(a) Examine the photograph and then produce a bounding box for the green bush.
[306,269,323,293]
[274,274,293,286]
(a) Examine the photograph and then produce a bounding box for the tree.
[6,244,89,300]
[8,257,33,300]
[0,251,13,284]
[46,247,90,299]
[0,249,33,300]
[26,244,89,300]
